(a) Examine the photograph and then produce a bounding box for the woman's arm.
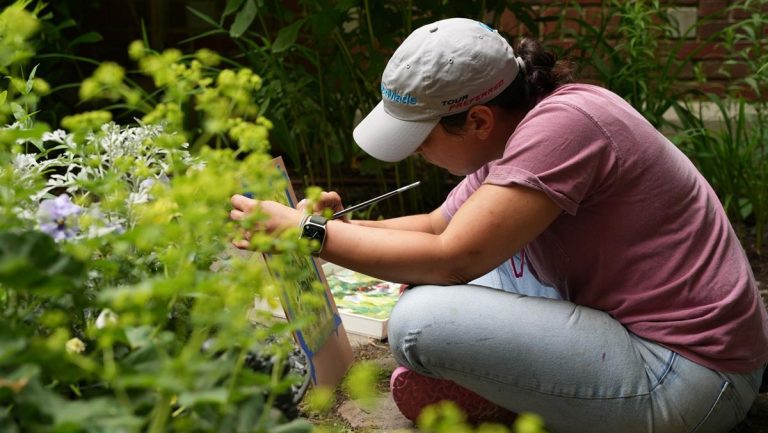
[350,210,448,234]
[299,190,449,234]
[232,183,560,285]
[321,184,560,284]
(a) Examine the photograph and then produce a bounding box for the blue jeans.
[388,258,764,433]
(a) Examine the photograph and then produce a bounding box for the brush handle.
[331,181,421,220]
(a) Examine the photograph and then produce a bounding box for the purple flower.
[37,194,83,241]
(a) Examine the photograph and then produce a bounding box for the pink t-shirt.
[442,83,768,373]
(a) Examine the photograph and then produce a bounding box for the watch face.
[303,224,324,241]
[301,216,327,255]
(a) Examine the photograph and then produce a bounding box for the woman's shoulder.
[518,83,621,134]
[531,83,652,135]
[541,83,626,109]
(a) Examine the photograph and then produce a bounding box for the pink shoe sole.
[390,366,518,424]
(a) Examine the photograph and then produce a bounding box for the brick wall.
[495,1,766,94]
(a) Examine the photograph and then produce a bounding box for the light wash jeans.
[388,256,764,433]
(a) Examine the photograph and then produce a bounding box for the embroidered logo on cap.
[381,84,417,105]
[441,79,506,112]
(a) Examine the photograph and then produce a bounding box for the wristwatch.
[299,214,328,256]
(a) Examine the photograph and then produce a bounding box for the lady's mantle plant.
[0,3,317,432]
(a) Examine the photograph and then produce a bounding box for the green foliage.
[555,0,700,128]
[75,37,272,155]
[417,402,547,433]
[187,0,545,215]
[0,3,50,127]
[0,3,319,432]
[0,1,40,73]
[719,0,768,100]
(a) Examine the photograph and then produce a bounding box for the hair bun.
[514,38,572,98]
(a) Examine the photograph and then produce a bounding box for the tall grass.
[673,96,767,251]
[554,0,702,128]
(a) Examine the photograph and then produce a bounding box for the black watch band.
[299,214,328,256]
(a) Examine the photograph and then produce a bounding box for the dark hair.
[440,37,574,133]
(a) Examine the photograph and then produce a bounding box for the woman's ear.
[466,105,495,140]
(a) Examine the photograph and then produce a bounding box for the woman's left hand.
[229,194,303,248]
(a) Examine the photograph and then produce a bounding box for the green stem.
[314,49,333,189]
[148,393,173,433]
[256,353,286,429]
[226,348,247,405]
[363,0,376,50]
[333,30,368,110]
[405,0,412,33]
[103,343,131,405]
[192,131,213,151]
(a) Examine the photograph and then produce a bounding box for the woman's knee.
[388,286,443,369]
[389,285,441,334]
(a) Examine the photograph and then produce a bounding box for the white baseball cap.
[353,18,523,162]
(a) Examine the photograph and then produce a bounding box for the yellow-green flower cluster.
[226,117,273,153]
[130,42,219,92]
[214,68,262,116]
[0,3,39,73]
[61,110,113,133]
[194,68,264,138]
[194,48,221,67]
[127,40,146,61]
[80,62,141,107]
[142,102,183,132]
[137,47,184,88]
[77,40,270,153]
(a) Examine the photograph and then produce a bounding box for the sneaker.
[390,366,518,424]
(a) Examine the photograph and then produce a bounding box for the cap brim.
[353,101,438,163]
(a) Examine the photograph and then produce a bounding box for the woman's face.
[416,124,482,176]
[416,106,511,176]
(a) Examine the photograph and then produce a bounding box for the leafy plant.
[0,3,320,431]
[555,0,705,128]
[416,401,548,433]
[673,96,767,252]
[186,0,547,216]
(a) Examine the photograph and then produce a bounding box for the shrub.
[0,3,316,431]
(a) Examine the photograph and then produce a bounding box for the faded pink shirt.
[442,83,768,373]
